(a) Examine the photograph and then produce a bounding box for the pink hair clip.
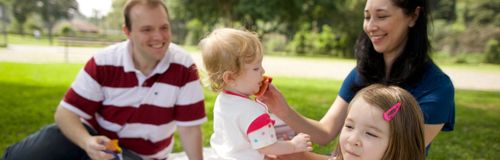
[383,102,401,121]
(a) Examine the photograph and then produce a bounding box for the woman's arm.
[265,151,331,160]
[259,85,349,145]
[424,124,444,146]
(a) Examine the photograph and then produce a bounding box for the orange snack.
[105,139,122,153]
[255,76,273,97]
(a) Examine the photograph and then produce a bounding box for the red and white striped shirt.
[60,41,206,159]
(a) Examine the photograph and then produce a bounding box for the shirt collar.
[122,40,171,75]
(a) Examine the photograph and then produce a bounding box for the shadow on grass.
[0,82,68,156]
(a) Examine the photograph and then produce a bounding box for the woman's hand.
[264,152,310,160]
[257,84,291,117]
[265,151,331,160]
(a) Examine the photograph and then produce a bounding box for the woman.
[260,0,454,158]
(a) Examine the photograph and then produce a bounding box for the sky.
[76,0,112,18]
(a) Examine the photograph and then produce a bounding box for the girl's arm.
[259,85,349,145]
[258,133,312,155]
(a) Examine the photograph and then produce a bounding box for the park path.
[1,44,499,91]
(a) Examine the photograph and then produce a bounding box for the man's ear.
[409,6,421,27]
[122,24,131,37]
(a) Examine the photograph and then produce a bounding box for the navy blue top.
[339,62,455,131]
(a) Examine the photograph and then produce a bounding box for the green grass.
[1,62,499,159]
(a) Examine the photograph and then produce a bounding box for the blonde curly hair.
[199,28,263,92]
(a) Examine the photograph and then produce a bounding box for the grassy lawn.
[0,62,499,159]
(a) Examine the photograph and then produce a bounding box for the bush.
[431,20,499,55]
[262,33,287,53]
[286,24,346,56]
[484,39,500,64]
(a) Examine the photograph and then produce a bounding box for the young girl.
[199,28,312,160]
[333,84,425,160]
[276,84,425,160]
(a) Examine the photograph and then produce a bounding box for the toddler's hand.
[290,133,313,152]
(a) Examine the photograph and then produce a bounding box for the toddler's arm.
[258,133,313,155]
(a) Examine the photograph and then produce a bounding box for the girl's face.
[339,98,390,160]
[227,56,265,96]
[363,0,417,56]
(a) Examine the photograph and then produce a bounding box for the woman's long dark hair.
[354,0,432,91]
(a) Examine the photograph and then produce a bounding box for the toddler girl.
[199,28,312,160]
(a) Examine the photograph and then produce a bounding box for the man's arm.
[177,125,203,160]
[54,105,113,160]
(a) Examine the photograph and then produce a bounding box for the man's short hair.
[123,0,170,30]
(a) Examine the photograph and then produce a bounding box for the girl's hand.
[257,84,290,117]
[290,133,313,152]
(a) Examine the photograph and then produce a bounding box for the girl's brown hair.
[335,84,425,160]
[199,28,263,92]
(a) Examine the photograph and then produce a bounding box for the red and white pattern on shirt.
[60,42,206,159]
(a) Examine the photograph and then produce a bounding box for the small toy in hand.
[103,139,123,160]
[255,76,273,97]
[105,139,122,154]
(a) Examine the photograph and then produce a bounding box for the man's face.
[124,4,171,63]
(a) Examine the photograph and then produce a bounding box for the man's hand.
[83,136,114,160]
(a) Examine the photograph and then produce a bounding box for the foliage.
[431,20,500,54]
[36,0,78,45]
[463,0,500,26]
[485,39,500,64]
[1,62,499,159]
[59,23,75,36]
[184,19,204,46]
[430,0,457,22]
[170,0,363,57]
[287,25,348,56]
[11,0,35,35]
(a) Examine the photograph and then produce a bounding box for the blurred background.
[0,0,499,159]
[0,0,496,63]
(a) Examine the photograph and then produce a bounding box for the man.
[2,0,206,159]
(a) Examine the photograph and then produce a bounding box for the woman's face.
[363,0,418,56]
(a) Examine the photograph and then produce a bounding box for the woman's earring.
[409,22,415,27]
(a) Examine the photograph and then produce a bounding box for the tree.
[12,0,36,35]
[430,0,457,23]
[464,0,500,26]
[104,0,127,31]
[35,0,78,45]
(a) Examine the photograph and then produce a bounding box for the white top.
[210,92,278,160]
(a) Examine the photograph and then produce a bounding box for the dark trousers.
[2,124,142,160]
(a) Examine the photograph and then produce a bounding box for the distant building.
[70,19,99,33]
